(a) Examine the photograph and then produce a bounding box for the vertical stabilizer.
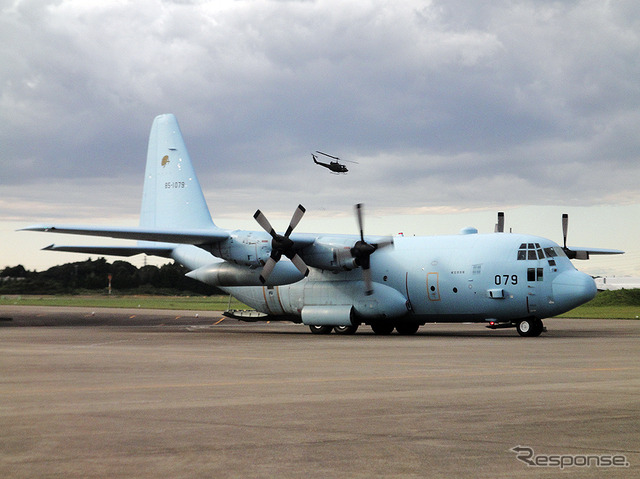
[140,114,215,230]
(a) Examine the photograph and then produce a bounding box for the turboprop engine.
[302,236,359,271]
[208,231,272,268]
[186,260,305,287]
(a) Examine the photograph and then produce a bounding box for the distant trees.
[0,258,221,295]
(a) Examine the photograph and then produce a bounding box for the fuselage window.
[527,268,544,282]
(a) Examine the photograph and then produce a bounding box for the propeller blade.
[254,210,276,237]
[284,204,306,237]
[363,268,373,296]
[255,205,310,282]
[373,238,394,250]
[561,213,578,259]
[355,203,365,242]
[495,212,505,233]
[259,256,278,284]
[562,213,569,249]
[289,254,310,277]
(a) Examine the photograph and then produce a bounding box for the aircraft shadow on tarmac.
[0,312,625,339]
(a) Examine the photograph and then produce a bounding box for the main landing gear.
[308,324,360,335]
[308,322,421,335]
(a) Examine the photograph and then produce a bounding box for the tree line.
[0,258,222,295]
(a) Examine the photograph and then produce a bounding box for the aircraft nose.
[552,270,597,311]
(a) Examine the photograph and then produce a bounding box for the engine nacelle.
[207,230,271,267]
[186,261,305,286]
[302,236,357,271]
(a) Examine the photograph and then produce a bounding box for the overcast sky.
[1,0,638,275]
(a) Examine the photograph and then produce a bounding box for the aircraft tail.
[140,114,215,230]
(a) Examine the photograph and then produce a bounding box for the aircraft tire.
[532,319,544,336]
[334,325,358,335]
[370,322,395,335]
[309,325,333,335]
[516,318,543,337]
[395,322,420,335]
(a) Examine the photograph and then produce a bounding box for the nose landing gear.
[516,318,545,337]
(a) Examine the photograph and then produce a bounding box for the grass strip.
[0,295,247,311]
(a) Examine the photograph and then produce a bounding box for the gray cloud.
[2,0,639,222]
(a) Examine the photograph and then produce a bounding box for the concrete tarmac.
[1,306,638,478]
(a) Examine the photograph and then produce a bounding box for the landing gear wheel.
[334,325,358,335]
[370,322,395,335]
[309,325,333,335]
[516,318,544,337]
[395,322,419,335]
[532,319,544,336]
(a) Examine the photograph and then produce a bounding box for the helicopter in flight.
[312,151,358,174]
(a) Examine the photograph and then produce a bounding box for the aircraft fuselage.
[223,231,596,326]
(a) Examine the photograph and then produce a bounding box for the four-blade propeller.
[349,203,393,295]
[253,204,310,284]
[254,203,392,294]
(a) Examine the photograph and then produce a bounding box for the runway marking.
[129,315,136,319]
[214,318,225,325]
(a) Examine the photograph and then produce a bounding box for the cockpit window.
[518,243,566,261]
[554,246,567,258]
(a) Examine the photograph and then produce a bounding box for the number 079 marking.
[495,274,518,285]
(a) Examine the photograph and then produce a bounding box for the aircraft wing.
[566,246,625,260]
[572,247,624,255]
[20,225,230,246]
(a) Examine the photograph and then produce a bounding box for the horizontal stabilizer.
[42,244,175,258]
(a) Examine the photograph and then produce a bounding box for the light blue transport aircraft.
[23,114,624,336]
